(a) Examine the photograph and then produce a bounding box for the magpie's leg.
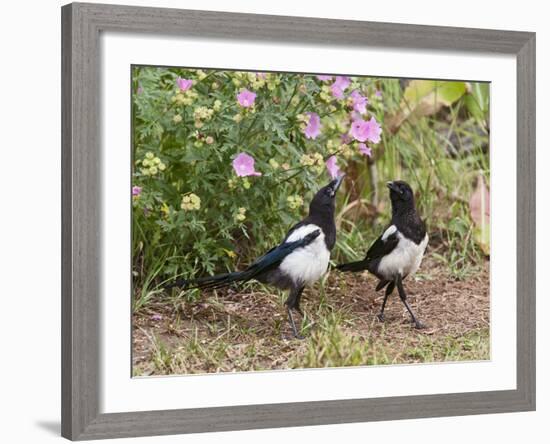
[286,307,302,339]
[377,281,395,322]
[395,274,425,329]
[294,287,305,316]
[285,286,305,339]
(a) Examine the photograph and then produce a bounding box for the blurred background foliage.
[132,66,489,311]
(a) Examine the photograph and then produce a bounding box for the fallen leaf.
[469,174,490,255]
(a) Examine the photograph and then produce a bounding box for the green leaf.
[387,80,467,132]
[180,149,208,163]
[464,82,489,125]
[403,80,466,108]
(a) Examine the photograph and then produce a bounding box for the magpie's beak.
[386,181,401,194]
[331,174,345,197]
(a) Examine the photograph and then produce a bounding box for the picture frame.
[61,2,535,440]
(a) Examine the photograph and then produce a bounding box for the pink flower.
[364,117,382,143]
[350,119,368,142]
[350,117,382,144]
[232,153,262,177]
[151,313,162,321]
[375,90,383,98]
[316,75,333,81]
[303,112,322,139]
[326,156,341,179]
[255,72,267,79]
[350,90,368,114]
[358,143,372,157]
[132,186,142,196]
[334,76,351,90]
[237,89,257,108]
[176,77,193,91]
[330,76,351,99]
[331,85,345,99]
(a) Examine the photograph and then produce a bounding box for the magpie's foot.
[294,333,305,340]
[414,320,426,329]
[376,313,385,322]
[294,307,304,317]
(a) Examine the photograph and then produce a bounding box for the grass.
[134,308,489,376]
[132,259,490,376]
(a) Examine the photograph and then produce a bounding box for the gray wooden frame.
[61,2,536,440]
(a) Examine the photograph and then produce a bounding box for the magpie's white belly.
[279,224,331,286]
[378,232,428,279]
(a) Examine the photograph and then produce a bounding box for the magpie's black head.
[309,175,345,215]
[387,180,425,240]
[387,180,414,206]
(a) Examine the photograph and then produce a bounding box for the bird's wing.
[365,225,400,261]
[249,228,321,273]
[282,219,309,242]
[180,229,321,291]
[337,225,400,273]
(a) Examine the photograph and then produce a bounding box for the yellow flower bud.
[181,193,201,211]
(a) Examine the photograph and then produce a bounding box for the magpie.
[167,175,345,338]
[337,180,428,328]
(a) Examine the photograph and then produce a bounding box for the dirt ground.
[132,257,490,376]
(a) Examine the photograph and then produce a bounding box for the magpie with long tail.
[337,180,428,328]
[166,175,345,338]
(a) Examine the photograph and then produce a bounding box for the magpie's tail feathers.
[336,260,367,273]
[193,270,252,291]
[166,270,250,292]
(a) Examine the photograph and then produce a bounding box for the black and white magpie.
[167,175,345,338]
[337,180,428,328]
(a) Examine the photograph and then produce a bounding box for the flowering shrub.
[132,66,489,299]
[132,67,385,286]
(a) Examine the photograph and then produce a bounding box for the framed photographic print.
[61,2,535,440]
